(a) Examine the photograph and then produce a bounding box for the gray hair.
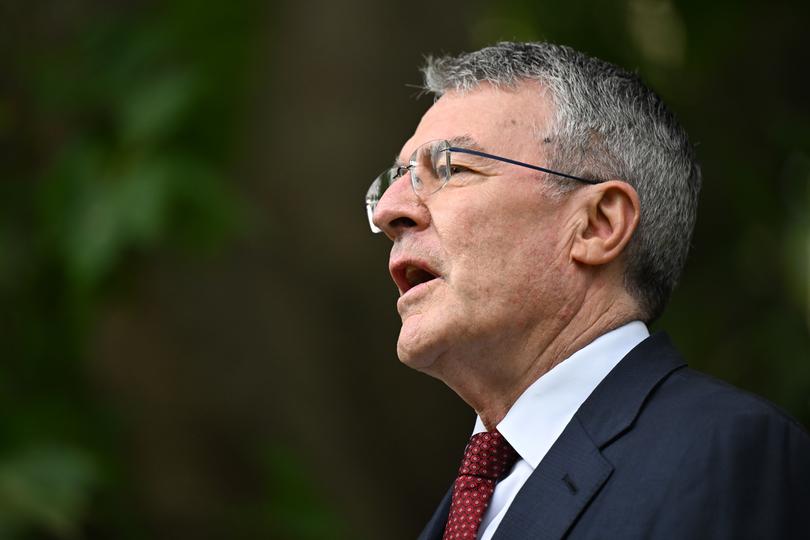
[422,42,701,322]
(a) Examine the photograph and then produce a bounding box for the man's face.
[373,83,581,382]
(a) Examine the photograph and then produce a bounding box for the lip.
[389,257,442,296]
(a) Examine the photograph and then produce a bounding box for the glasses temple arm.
[448,147,600,185]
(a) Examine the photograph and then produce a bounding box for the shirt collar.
[473,321,649,468]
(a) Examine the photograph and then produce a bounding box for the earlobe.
[570,181,640,267]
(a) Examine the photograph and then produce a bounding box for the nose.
[372,172,431,240]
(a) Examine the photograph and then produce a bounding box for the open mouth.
[391,261,440,294]
[405,265,438,288]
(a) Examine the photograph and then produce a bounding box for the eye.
[436,164,473,179]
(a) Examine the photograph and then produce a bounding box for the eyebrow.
[446,134,484,152]
[393,134,485,166]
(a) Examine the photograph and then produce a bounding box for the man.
[365,42,810,539]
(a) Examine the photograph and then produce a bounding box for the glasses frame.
[366,140,601,233]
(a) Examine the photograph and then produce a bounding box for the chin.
[396,319,444,373]
[397,338,440,372]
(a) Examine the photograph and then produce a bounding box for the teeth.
[405,266,419,286]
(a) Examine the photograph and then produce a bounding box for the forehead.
[400,81,553,161]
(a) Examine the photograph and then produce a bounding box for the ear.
[570,181,640,266]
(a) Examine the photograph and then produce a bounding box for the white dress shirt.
[473,321,650,540]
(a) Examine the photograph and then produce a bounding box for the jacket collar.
[492,332,686,540]
[418,332,686,540]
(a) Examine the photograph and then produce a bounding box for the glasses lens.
[366,168,397,233]
[365,140,451,234]
[411,140,450,195]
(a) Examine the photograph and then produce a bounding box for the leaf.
[0,445,99,538]
[119,71,198,145]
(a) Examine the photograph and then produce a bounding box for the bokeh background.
[2,0,808,538]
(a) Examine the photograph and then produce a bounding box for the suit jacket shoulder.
[420,332,810,540]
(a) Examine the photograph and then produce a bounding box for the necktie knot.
[458,430,519,481]
[443,430,519,539]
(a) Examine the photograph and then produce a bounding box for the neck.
[458,290,640,431]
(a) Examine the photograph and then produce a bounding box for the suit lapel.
[493,332,686,540]
[492,417,613,540]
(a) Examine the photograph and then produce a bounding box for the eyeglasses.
[365,139,600,233]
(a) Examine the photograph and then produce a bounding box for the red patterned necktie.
[442,430,519,540]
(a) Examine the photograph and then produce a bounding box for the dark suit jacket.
[418,332,810,539]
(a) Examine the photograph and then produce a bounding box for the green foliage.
[1,1,262,537]
[0,446,98,539]
[261,448,351,540]
[2,1,807,538]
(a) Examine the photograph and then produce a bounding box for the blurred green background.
[1,0,808,538]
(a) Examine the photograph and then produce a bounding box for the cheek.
[450,224,568,328]
[435,182,569,308]
[454,217,557,283]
